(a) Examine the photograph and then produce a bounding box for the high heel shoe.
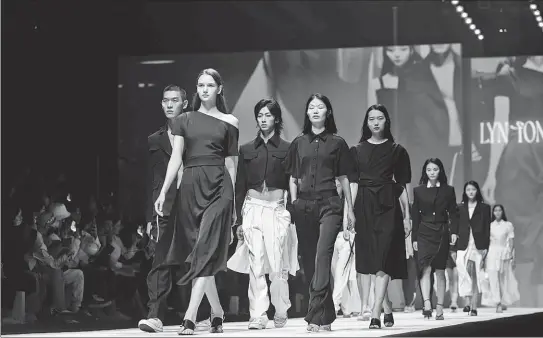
[422,299,433,319]
[210,315,224,333]
[470,309,478,316]
[178,319,196,335]
[369,318,381,329]
[435,304,444,320]
[383,313,394,327]
[463,306,471,313]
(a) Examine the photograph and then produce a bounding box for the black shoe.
[470,309,478,316]
[178,319,196,335]
[435,304,444,320]
[463,306,471,313]
[369,318,381,329]
[210,316,224,333]
[423,299,433,319]
[384,313,394,327]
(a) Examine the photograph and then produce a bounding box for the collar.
[427,181,441,188]
[308,129,329,143]
[254,131,280,149]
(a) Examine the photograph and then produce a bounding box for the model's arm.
[160,136,184,197]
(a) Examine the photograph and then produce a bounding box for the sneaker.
[273,314,287,328]
[196,318,211,331]
[138,318,164,332]
[248,316,268,330]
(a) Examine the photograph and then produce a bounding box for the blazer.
[146,125,178,222]
[455,202,491,251]
[411,184,459,242]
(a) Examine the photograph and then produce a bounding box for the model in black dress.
[412,158,459,320]
[349,104,412,329]
[285,93,355,332]
[154,69,239,335]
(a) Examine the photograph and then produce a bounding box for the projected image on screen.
[118,43,463,219]
[469,55,543,307]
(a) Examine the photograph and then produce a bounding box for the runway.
[5,307,542,337]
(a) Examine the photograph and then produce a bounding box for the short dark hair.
[163,84,187,101]
[302,93,338,134]
[254,98,284,135]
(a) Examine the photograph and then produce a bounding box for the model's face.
[493,206,504,220]
[386,46,411,68]
[197,74,221,103]
[306,98,327,125]
[367,109,386,135]
[257,106,276,133]
[465,184,478,200]
[425,162,440,181]
[431,43,451,55]
[162,90,185,119]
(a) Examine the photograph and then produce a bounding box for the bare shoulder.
[219,113,239,129]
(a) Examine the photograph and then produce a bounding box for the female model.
[154,68,239,335]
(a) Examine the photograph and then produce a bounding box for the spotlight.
[478,35,484,40]
[470,24,476,30]
[537,16,543,22]
[530,4,537,10]
[451,0,459,5]
[461,12,468,18]
[456,5,464,12]
[534,10,541,16]
[539,22,543,27]
[465,17,472,24]
[475,28,481,34]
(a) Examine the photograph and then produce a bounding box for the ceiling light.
[456,5,464,12]
[461,12,468,18]
[451,0,459,5]
[530,4,537,10]
[478,35,484,40]
[465,17,472,24]
[475,28,481,34]
[470,24,476,30]
[534,10,541,16]
[539,22,543,27]
[140,60,175,65]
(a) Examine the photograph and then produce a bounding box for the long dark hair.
[359,104,395,143]
[254,98,284,136]
[419,158,448,186]
[380,45,422,76]
[192,68,229,114]
[462,180,484,204]
[491,204,508,222]
[302,93,338,134]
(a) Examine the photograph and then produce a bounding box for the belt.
[420,214,448,223]
[298,190,338,201]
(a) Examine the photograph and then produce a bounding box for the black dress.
[351,140,411,279]
[412,184,458,274]
[153,111,239,286]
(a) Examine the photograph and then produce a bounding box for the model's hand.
[236,226,244,241]
[450,251,457,262]
[347,209,356,231]
[154,193,166,217]
[403,218,412,236]
[450,234,458,246]
[230,227,234,245]
[413,241,418,251]
[343,230,350,241]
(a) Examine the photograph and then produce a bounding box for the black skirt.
[416,221,450,275]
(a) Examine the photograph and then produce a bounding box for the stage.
[4,308,542,337]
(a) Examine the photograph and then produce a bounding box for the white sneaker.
[248,316,268,330]
[196,318,211,331]
[138,318,164,332]
[274,314,288,328]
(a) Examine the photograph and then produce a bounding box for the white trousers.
[331,231,361,314]
[228,197,298,319]
[456,232,484,298]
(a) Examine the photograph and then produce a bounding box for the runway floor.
[4,307,542,337]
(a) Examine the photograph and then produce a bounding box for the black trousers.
[293,194,343,326]
[147,216,210,321]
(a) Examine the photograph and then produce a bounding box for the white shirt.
[430,57,462,147]
[427,181,441,188]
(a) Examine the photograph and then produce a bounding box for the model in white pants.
[228,196,299,329]
[332,230,360,316]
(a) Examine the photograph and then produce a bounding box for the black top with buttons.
[284,130,353,197]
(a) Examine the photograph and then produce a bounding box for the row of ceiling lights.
[450,0,484,40]
[529,2,543,32]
